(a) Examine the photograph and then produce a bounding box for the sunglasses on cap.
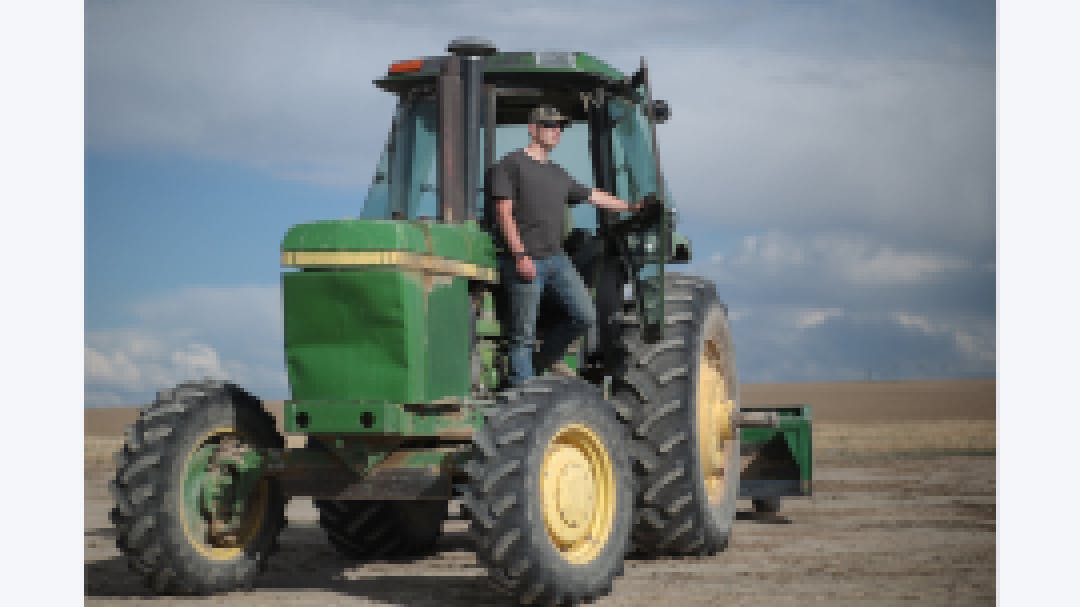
[536,119,568,131]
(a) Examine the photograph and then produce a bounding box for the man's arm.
[588,189,641,213]
[495,198,536,281]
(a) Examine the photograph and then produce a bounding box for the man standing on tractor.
[491,105,642,386]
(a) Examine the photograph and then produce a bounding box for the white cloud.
[729,304,845,333]
[85,335,142,387]
[712,230,972,287]
[704,228,994,381]
[171,343,229,380]
[892,311,936,334]
[85,285,287,407]
[728,304,995,382]
[892,311,995,364]
[85,329,228,401]
[843,247,970,284]
[794,307,845,329]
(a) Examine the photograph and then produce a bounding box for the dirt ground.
[84,381,995,606]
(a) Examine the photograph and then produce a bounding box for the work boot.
[534,338,581,378]
[546,359,577,378]
[533,350,577,378]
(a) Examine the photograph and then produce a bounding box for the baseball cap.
[528,105,569,125]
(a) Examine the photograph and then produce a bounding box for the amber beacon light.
[388,59,424,74]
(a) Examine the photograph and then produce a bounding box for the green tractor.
[110,38,812,605]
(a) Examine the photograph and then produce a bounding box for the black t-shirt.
[489,149,592,258]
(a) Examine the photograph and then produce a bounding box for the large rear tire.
[460,376,633,606]
[109,380,286,594]
[314,499,447,560]
[612,273,741,556]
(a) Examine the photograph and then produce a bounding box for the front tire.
[461,376,633,606]
[109,380,286,594]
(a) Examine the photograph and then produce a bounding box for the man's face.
[528,120,565,149]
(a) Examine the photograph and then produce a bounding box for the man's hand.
[631,193,659,213]
[588,188,652,213]
[515,254,536,281]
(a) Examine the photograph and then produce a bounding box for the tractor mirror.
[650,100,671,124]
[671,241,691,263]
[670,234,692,263]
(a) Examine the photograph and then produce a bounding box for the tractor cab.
[353,38,684,375]
[360,39,668,228]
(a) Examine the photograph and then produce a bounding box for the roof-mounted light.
[388,59,425,74]
[535,51,576,69]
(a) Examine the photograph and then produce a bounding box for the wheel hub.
[547,445,596,538]
[698,337,735,504]
[181,427,269,560]
[540,424,615,564]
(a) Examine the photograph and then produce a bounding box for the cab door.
[609,58,671,341]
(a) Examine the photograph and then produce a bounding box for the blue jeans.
[502,254,596,386]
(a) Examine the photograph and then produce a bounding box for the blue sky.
[84,0,996,406]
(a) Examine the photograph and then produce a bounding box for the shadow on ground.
[87,508,793,604]
[735,510,792,525]
[85,524,510,606]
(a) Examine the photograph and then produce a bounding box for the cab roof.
[375,51,628,93]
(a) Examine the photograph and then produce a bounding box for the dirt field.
[85,380,995,606]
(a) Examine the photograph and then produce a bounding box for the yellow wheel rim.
[179,426,270,561]
[540,424,616,564]
[697,333,736,504]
